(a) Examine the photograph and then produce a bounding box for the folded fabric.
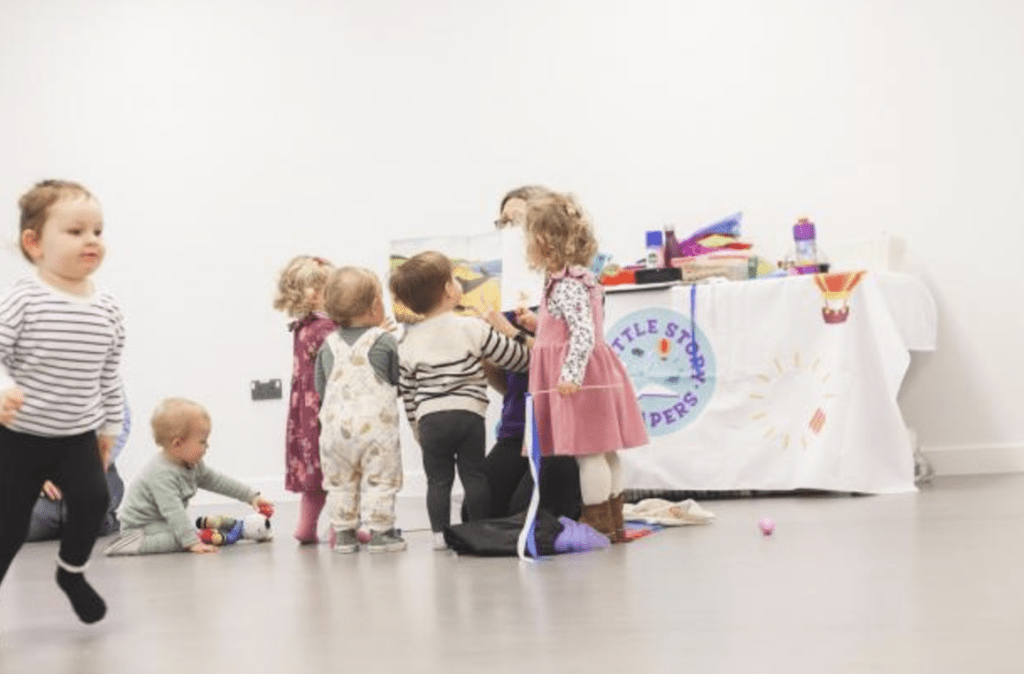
[622,498,715,526]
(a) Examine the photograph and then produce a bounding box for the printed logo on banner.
[606,307,715,437]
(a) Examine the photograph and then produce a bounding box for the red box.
[600,269,636,286]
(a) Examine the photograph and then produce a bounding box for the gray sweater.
[119,452,259,549]
[314,326,399,399]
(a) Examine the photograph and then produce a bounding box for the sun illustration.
[749,351,836,450]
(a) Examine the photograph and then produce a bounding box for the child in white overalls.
[315,267,404,553]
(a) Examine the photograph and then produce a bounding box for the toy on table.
[661,213,776,281]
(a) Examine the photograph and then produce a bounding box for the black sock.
[56,567,107,624]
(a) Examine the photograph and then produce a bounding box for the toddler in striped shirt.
[389,251,531,549]
[0,179,125,624]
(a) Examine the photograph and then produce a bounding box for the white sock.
[433,532,448,550]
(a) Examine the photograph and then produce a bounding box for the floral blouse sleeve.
[547,277,595,385]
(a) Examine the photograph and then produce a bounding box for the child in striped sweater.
[389,251,531,549]
[0,179,125,624]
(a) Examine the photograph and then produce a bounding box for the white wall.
[1,0,1022,494]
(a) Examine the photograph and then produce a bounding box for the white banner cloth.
[604,271,936,494]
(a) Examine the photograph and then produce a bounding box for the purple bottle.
[792,218,818,274]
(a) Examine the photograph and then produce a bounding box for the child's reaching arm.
[195,463,266,512]
[477,321,530,374]
[548,276,595,391]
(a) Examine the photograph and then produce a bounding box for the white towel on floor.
[623,498,715,525]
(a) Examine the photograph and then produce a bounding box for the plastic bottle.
[792,217,818,274]
[662,224,680,266]
[645,230,664,268]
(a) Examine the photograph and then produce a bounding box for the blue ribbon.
[517,393,542,560]
[689,285,704,382]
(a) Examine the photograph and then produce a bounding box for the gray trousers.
[103,522,186,556]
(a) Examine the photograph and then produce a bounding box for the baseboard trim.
[189,472,434,506]
[188,446,1024,506]
[923,443,1024,476]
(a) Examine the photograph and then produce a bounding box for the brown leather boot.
[579,500,614,540]
[609,493,627,543]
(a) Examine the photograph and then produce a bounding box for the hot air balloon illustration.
[658,337,671,361]
[814,271,865,324]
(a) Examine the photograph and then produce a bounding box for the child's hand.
[41,480,63,501]
[189,542,220,554]
[514,307,538,333]
[0,386,24,426]
[253,496,275,518]
[480,309,517,339]
[97,434,114,471]
[557,380,580,396]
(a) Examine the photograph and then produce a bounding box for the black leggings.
[478,435,583,520]
[419,411,490,532]
[0,427,109,585]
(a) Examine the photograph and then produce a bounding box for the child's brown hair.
[18,180,94,263]
[388,251,454,315]
[324,267,381,328]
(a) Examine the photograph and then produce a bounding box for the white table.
[604,271,936,494]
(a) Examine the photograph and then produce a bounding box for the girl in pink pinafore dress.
[273,256,335,543]
[522,193,648,542]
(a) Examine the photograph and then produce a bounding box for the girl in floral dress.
[273,255,335,543]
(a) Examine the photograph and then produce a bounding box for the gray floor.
[2,474,1023,674]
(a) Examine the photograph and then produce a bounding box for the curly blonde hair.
[324,267,381,327]
[524,192,598,272]
[273,255,333,318]
[151,397,210,448]
[18,179,94,263]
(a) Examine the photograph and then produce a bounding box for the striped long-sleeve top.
[0,276,125,437]
[397,312,529,428]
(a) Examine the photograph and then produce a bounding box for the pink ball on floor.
[758,518,775,536]
[357,528,371,544]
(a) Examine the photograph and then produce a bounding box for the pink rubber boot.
[293,490,327,544]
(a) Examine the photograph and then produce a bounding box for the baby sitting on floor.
[105,398,274,556]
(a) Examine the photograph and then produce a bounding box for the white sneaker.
[432,532,448,550]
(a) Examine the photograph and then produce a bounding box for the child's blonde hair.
[524,192,598,272]
[388,251,454,315]
[273,255,333,318]
[324,267,381,328]
[18,180,94,263]
[151,398,211,448]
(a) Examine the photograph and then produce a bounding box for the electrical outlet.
[251,379,282,401]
